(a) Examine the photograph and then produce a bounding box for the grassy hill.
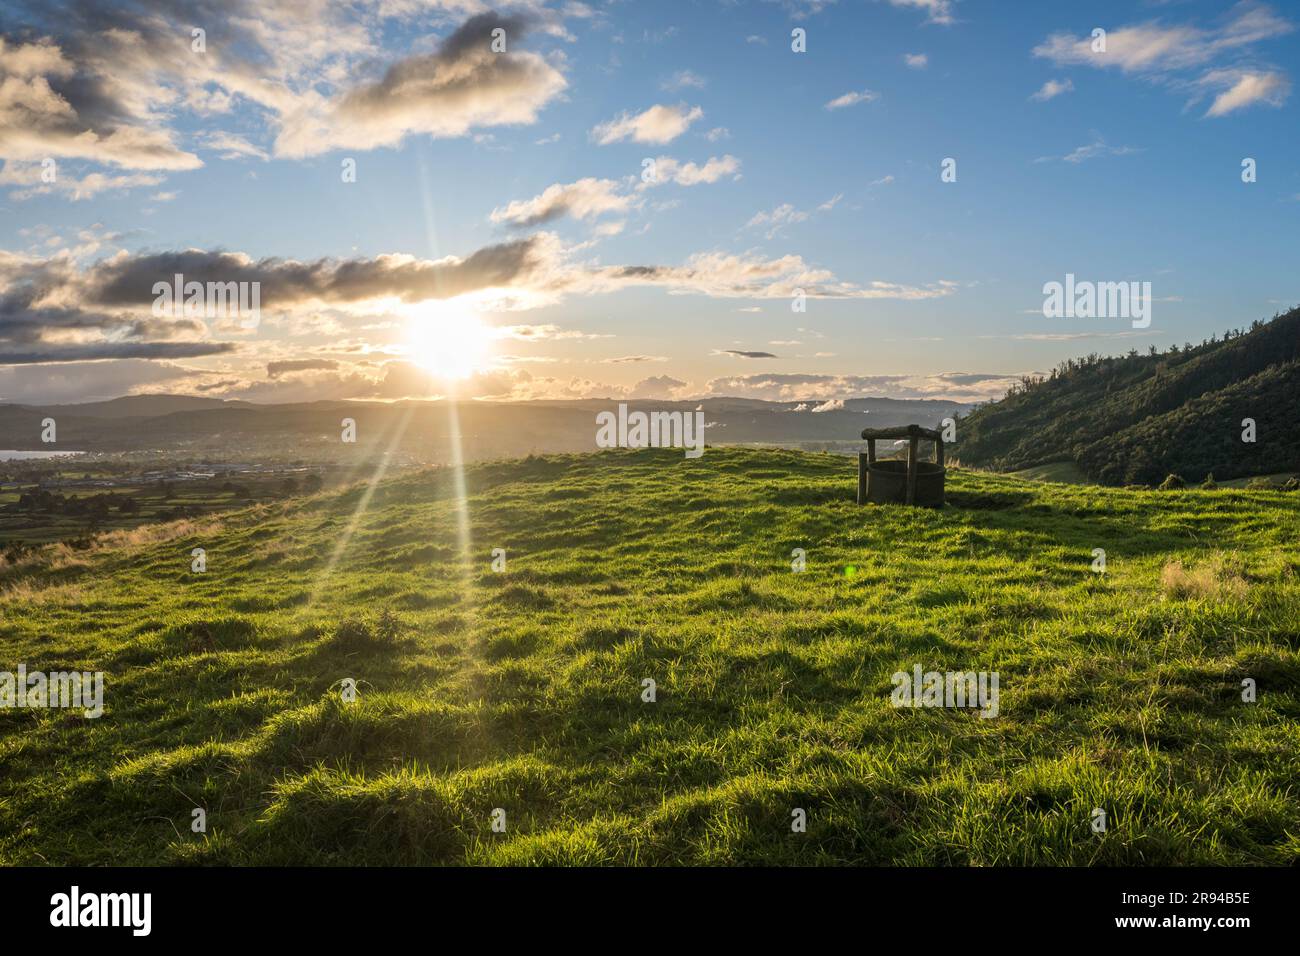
[1006,462,1090,485]
[2,447,1298,865]
[956,307,1300,485]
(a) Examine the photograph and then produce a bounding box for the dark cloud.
[267,358,339,378]
[84,239,545,308]
[195,378,241,392]
[0,341,236,364]
[0,253,224,361]
[280,10,568,156]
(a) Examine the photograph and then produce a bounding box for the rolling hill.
[2,447,1297,865]
[955,307,1300,485]
[0,396,968,463]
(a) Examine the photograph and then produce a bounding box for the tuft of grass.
[1160,553,1249,602]
[329,610,409,652]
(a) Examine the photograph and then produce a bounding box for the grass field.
[0,483,241,545]
[1005,461,1091,485]
[0,473,326,545]
[1005,461,1300,490]
[1,447,1297,865]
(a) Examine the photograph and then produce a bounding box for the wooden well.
[857,424,946,507]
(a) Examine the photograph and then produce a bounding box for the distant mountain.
[0,394,970,462]
[27,395,251,419]
[955,307,1300,485]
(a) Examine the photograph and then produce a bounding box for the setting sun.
[403,303,493,380]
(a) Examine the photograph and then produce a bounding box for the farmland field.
[1,447,1297,865]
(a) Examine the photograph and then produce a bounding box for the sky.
[0,0,1296,406]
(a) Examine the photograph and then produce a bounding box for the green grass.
[1005,461,1090,485]
[1,447,1297,865]
[1215,472,1300,489]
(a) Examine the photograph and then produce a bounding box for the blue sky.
[0,0,1296,405]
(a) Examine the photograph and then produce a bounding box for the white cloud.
[0,161,163,200]
[1034,6,1290,74]
[1030,78,1074,101]
[491,178,634,226]
[824,89,879,110]
[199,131,270,161]
[1032,4,1293,118]
[661,69,706,91]
[591,103,704,145]
[493,154,739,229]
[497,323,612,342]
[886,0,957,27]
[702,371,1016,404]
[568,248,957,303]
[746,203,809,238]
[1201,69,1290,116]
[904,53,928,69]
[646,154,741,187]
[1035,137,1142,164]
[629,375,689,399]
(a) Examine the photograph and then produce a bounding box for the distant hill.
[955,307,1300,485]
[0,394,969,462]
[26,395,252,418]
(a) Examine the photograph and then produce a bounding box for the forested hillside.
[956,308,1300,485]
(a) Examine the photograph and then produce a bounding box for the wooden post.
[935,439,945,469]
[906,435,919,505]
[857,451,868,505]
[866,439,876,465]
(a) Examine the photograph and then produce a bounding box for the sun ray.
[412,150,480,674]
[304,404,417,610]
